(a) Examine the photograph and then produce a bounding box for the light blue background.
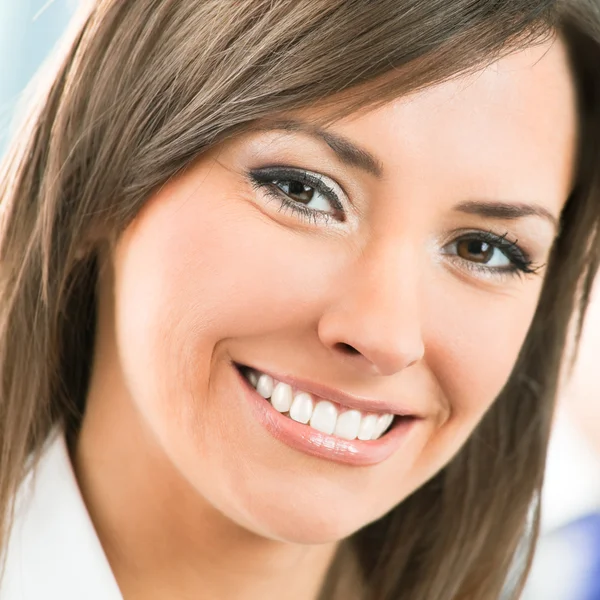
[0,0,77,155]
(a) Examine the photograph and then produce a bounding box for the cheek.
[114,188,311,354]
[353,279,544,517]
[425,278,542,428]
[111,177,344,450]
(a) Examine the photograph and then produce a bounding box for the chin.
[225,486,389,545]
[250,509,369,545]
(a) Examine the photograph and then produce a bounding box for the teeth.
[357,414,378,441]
[271,382,293,413]
[247,370,259,388]
[310,401,338,435]
[256,373,274,399]
[289,392,313,424]
[334,410,362,440]
[371,413,394,440]
[243,367,398,441]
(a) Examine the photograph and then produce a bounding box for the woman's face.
[95,39,576,544]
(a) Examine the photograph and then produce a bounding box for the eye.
[455,239,511,268]
[274,180,332,213]
[248,166,346,222]
[444,231,538,276]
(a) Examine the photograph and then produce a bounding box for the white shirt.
[0,427,123,600]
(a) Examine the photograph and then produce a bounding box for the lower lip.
[234,365,418,467]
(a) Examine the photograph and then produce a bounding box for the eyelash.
[447,230,540,277]
[247,166,541,277]
[248,166,344,225]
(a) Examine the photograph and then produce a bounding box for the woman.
[0,1,598,599]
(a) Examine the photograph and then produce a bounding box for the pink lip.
[244,365,420,417]
[234,365,419,467]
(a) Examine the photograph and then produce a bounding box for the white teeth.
[247,370,259,388]
[289,392,313,424]
[309,401,338,435]
[357,414,378,441]
[371,413,394,440]
[245,367,399,441]
[270,382,293,413]
[256,374,274,399]
[334,410,362,440]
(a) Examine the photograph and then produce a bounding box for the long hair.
[1,1,599,598]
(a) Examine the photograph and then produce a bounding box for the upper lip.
[238,362,421,418]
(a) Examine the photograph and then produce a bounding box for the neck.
[72,367,338,600]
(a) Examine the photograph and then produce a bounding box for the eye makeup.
[248,166,346,224]
[247,164,545,280]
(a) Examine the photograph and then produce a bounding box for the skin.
[73,38,576,600]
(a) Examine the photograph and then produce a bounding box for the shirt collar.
[0,426,123,600]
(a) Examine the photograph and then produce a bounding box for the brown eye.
[444,232,533,275]
[456,240,495,263]
[249,167,346,219]
[271,177,336,213]
[277,180,315,204]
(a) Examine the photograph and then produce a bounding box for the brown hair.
[0,1,599,598]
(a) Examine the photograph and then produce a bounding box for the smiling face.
[86,38,576,545]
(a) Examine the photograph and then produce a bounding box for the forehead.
[330,37,577,212]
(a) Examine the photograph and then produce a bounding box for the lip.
[240,364,420,418]
[234,364,419,467]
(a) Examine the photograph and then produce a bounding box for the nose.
[317,242,425,377]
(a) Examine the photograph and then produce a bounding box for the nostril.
[335,342,361,356]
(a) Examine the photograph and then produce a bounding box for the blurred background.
[1,2,599,598]
[0,0,78,155]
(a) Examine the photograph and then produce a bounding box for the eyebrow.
[255,118,383,178]
[454,200,559,230]
[253,120,561,230]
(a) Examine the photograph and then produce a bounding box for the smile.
[234,363,419,466]
[241,366,395,441]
